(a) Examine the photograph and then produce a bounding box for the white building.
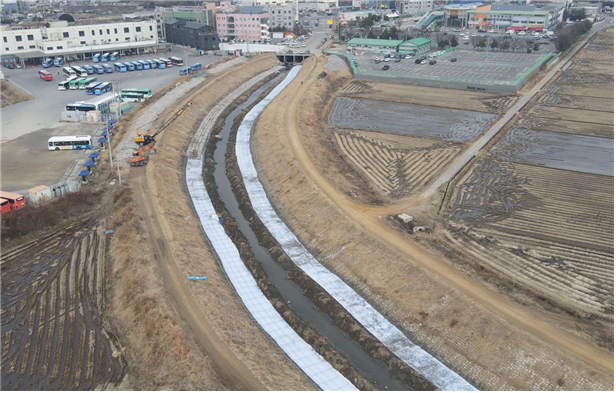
[1,19,158,61]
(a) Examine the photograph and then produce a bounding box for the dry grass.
[0,80,34,107]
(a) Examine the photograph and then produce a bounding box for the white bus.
[63,66,77,78]
[48,135,93,151]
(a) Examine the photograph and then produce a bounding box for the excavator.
[128,143,156,166]
[134,101,192,146]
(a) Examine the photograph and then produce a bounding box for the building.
[466,4,564,31]
[216,6,270,42]
[346,37,431,55]
[158,5,216,39]
[1,19,158,63]
[392,0,435,16]
[164,19,220,51]
[398,36,431,55]
[443,4,475,28]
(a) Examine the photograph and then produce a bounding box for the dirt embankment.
[104,54,318,390]
[1,80,34,107]
[251,55,613,390]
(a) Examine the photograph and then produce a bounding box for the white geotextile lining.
[236,66,478,392]
[184,72,356,391]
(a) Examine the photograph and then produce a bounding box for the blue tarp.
[101,131,108,136]
[108,119,117,124]
[84,161,96,167]
[78,170,90,177]
[107,125,113,130]
[89,152,99,159]
[98,137,107,143]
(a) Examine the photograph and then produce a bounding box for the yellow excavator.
[134,101,192,146]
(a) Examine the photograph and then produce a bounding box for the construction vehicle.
[135,101,192,146]
[128,143,156,166]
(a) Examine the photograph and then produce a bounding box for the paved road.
[420,21,611,199]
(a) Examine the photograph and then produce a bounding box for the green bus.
[69,78,85,90]
[121,88,152,98]
[120,92,145,102]
[79,77,97,89]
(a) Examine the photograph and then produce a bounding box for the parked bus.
[93,65,104,74]
[114,63,127,72]
[83,64,94,74]
[92,53,101,63]
[42,58,54,68]
[123,62,135,71]
[53,56,64,67]
[102,63,113,73]
[0,191,26,210]
[63,66,76,78]
[180,67,192,75]
[86,82,102,95]
[0,198,10,214]
[47,135,93,150]
[109,52,120,61]
[138,60,151,70]
[38,70,53,81]
[158,58,173,67]
[191,63,202,71]
[168,56,184,66]
[94,82,113,95]
[121,88,152,98]
[130,61,143,70]
[101,53,110,62]
[65,103,97,112]
[87,92,120,111]
[69,78,85,90]
[79,77,97,89]
[142,60,154,68]
[71,66,88,77]
[120,92,144,102]
[58,76,77,91]
[151,59,166,69]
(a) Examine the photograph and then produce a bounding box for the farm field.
[1,220,126,390]
[446,28,614,324]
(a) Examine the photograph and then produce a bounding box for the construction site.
[1,25,613,391]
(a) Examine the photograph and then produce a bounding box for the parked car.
[421,60,427,64]
[429,59,437,65]
[381,65,390,71]
[450,58,457,62]
[394,58,401,63]
[419,56,427,61]
[415,59,422,64]
[4,63,15,69]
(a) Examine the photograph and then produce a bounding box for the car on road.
[450,58,457,62]
[429,60,437,65]
[381,65,390,71]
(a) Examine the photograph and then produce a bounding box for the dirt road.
[131,172,266,390]
[282,56,613,375]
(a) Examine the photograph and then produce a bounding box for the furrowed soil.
[251,48,613,391]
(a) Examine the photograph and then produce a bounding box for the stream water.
[209,74,411,391]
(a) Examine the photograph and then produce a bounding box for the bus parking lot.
[1,48,220,192]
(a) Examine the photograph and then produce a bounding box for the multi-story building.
[216,6,270,42]
[466,4,564,31]
[1,19,158,61]
[158,5,216,40]
[393,0,434,16]
[164,19,220,51]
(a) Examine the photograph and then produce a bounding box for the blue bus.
[53,57,64,67]
[180,67,192,75]
[102,63,113,73]
[101,53,110,62]
[66,103,97,112]
[42,58,54,68]
[83,65,94,74]
[152,59,166,69]
[85,82,102,95]
[110,52,120,61]
[114,63,127,72]
[138,60,151,70]
[94,82,113,95]
[191,63,202,71]
[123,62,135,71]
[93,65,104,74]
[92,53,101,63]
[130,61,143,70]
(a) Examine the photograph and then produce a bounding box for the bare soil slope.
[1,80,34,107]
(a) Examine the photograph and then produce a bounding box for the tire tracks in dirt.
[282,56,613,375]
[131,172,265,390]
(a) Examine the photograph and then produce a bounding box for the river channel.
[207,73,412,390]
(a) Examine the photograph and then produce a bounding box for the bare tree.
[524,38,535,52]
[510,37,524,52]
[469,35,481,50]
